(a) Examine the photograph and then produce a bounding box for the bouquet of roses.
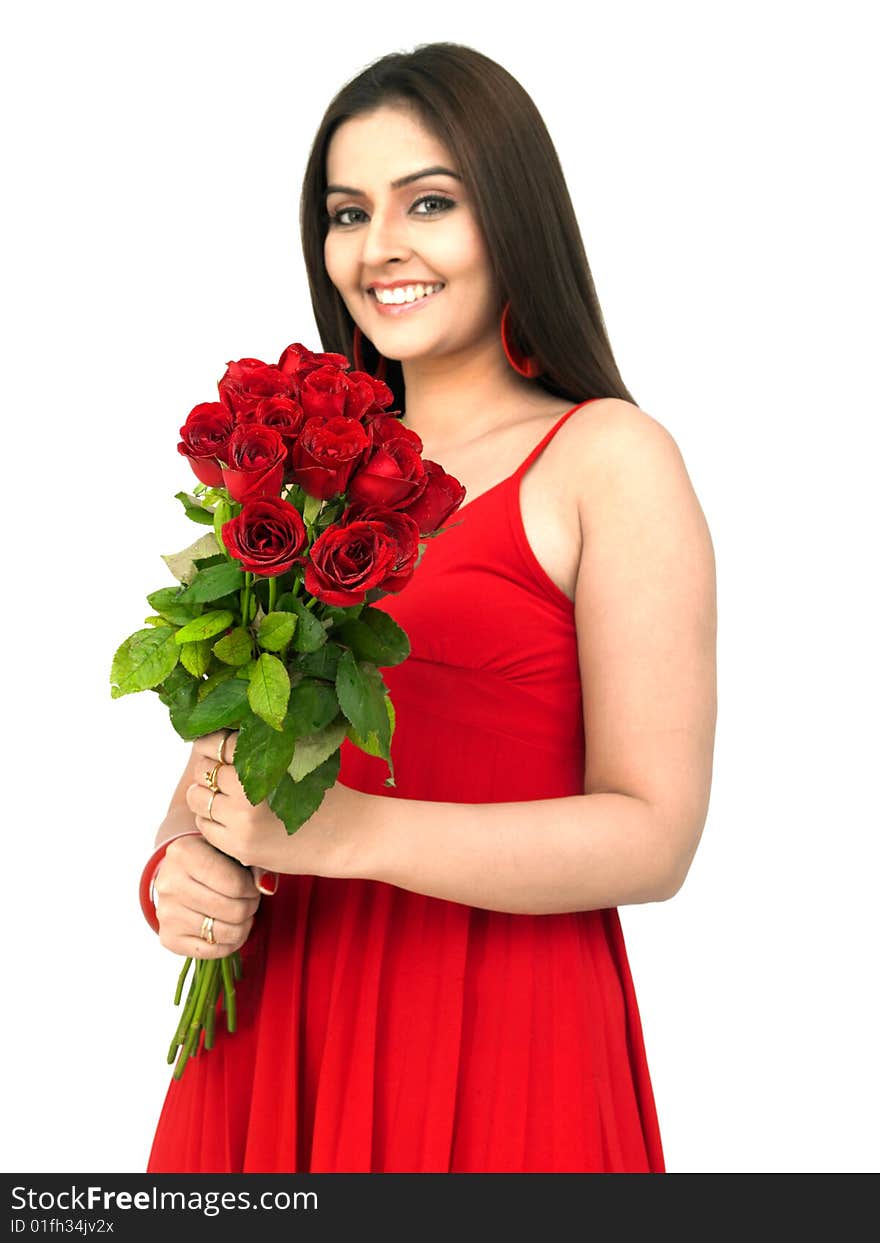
[111,340,465,1079]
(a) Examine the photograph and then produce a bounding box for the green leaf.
[175,491,216,525]
[288,716,349,782]
[335,650,391,761]
[267,751,341,835]
[287,676,340,736]
[324,602,364,626]
[292,641,343,682]
[110,627,180,698]
[177,677,251,739]
[335,606,410,667]
[257,611,297,652]
[277,592,327,652]
[174,609,234,644]
[167,680,200,738]
[143,614,173,627]
[212,626,253,665]
[193,553,229,570]
[247,652,290,731]
[346,694,396,758]
[177,561,245,603]
[302,493,323,525]
[213,498,233,553]
[197,661,238,700]
[161,531,222,585]
[234,710,300,804]
[156,662,196,707]
[179,638,214,677]
[146,585,203,626]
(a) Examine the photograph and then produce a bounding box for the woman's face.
[323,103,499,368]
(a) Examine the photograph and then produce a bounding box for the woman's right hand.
[153,832,262,958]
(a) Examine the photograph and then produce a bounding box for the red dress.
[146,398,666,1173]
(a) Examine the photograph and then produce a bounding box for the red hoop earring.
[500,301,542,378]
[352,323,389,382]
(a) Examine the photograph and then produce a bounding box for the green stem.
[220,955,237,1032]
[168,968,200,1062]
[204,965,223,1050]
[174,957,193,1006]
[241,572,252,626]
[268,575,277,613]
[182,958,217,1061]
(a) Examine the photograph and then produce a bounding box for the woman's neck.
[397,341,545,452]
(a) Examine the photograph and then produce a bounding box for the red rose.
[217,357,294,419]
[177,401,235,486]
[349,371,396,416]
[239,394,307,483]
[339,501,421,592]
[277,342,350,385]
[221,496,308,577]
[289,415,371,500]
[220,422,286,502]
[298,364,355,421]
[304,520,400,607]
[346,424,428,510]
[397,459,467,535]
[363,413,423,452]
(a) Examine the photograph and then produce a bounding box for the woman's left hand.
[185,729,366,882]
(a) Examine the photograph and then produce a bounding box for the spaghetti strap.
[512,398,601,478]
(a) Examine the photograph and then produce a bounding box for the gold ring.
[204,761,222,792]
[217,731,228,763]
[199,915,215,945]
[207,789,218,821]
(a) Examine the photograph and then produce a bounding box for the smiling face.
[323,102,501,369]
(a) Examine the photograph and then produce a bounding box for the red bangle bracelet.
[138,830,202,933]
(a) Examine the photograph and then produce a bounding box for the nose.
[359,204,412,271]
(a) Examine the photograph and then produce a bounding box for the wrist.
[139,829,201,933]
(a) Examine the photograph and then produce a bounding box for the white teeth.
[373,283,444,305]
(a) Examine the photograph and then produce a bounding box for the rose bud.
[177,401,235,486]
[346,430,428,510]
[217,357,294,419]
[298,364,353,422]
[277,342,350,384]
[397,460,467,535]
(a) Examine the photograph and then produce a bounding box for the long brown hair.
[299,41,636,410]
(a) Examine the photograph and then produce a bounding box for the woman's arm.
[348,404,717,915]
[154,747,202,848]
[352,787,674,914]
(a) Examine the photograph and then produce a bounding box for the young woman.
[145,42,716,1174]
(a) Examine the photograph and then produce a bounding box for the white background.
[2,0,877,1174]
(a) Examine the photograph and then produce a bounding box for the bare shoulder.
[563,398,703,533]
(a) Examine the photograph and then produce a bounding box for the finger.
[191,730,237,764]
[184,907,252,948]
[186,780,233,827]
[161,930,249,960]
[155,869,259,922]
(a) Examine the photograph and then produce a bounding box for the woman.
[145,42,716,1173]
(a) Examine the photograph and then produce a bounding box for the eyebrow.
[324,166,462,199]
